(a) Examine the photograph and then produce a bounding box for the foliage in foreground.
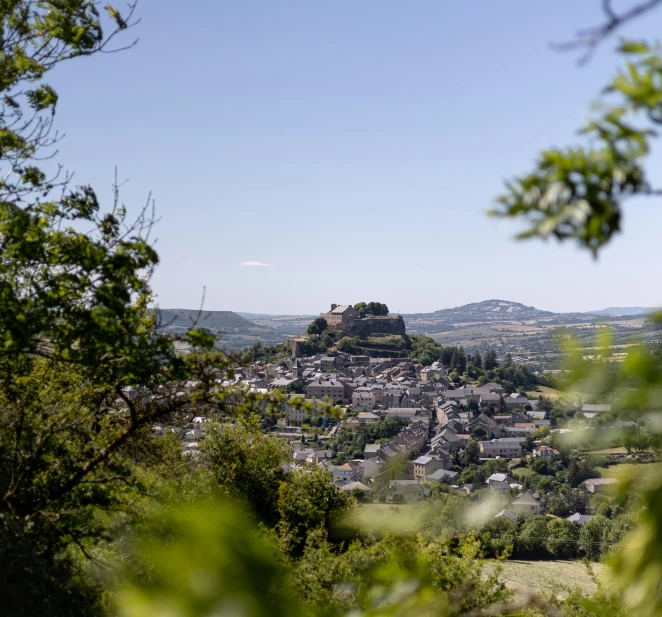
[0,1,659,617]
[114,498,512,617]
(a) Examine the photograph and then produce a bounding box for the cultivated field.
[587,447,628,455]
[484,560,606,598]
[525,385,593,401]
[430,326,502,344]
[525,385,565,399]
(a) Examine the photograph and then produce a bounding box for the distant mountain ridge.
[401,299,586,335]
[156,309,257,331]
[154,309,284,350]
[154,300,659,352]
[397,299,662,362]
[406,299,557,322]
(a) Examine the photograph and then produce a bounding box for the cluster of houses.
[232,353,542,429]
[269,353,623,510]
[148,338,625,514]
[289,416,435,496]
[492,472,618,524]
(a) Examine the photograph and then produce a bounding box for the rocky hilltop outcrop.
[344,315,406,338]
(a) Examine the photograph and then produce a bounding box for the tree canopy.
[354,302,389,317]
[307,317,328,337]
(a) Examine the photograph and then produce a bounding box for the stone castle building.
[320,304,359,330]
[320,303,406,338]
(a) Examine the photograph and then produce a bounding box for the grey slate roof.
[567,512,594,525]
[585,477,618,486]
[389,480,423,493]
[494,509,517,522]
[427,468,459,481]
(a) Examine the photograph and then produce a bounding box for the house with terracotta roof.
[533,445,559,460]
[329,462,360,485]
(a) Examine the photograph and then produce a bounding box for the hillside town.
[162,319,642,526]
[8,2,662,614]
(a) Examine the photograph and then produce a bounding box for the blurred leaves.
[115,501,301,617]
[554,330,662,617]
[492,41,662,256]
[115,498,511,617]
[494,34,662,612]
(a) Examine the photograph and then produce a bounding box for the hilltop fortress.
[320,304,406,337]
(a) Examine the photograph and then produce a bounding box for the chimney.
[330,304,338,311]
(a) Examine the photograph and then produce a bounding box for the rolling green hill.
[399,300,662,369]
[402,299,590,334]
[155,309,285,350]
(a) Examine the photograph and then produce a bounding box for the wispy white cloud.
[240,261,274,267]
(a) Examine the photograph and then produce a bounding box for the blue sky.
[49,1,662,314]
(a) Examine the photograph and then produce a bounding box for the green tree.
[360,301,389,317]
[353,302,368,318]
[484,349,498,371]
[277,467,354,555]
[545,519,579,559]
[609,513,638,547]
[455,347,467,373]
[0,517,105,616]
[350,488,369,503]
[471,425,487,439]
[0,0,233,600]
[568,459,581,487]
[472,351,483,369]
[202,421,289,526]
[531,457,552,475]
[517,515,549,557]
[547,494,571,517]
[307,316,328,337]
[579,515,612,561]
[481,517,517,558]
[462,439,481,465]
[0,4,280,613]
[337,336,359,353]
[538,396,555,413]
[391,491,405,504]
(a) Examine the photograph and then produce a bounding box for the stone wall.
[345,316,406,337]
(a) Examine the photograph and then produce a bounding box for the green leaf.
[618,40,650,54]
